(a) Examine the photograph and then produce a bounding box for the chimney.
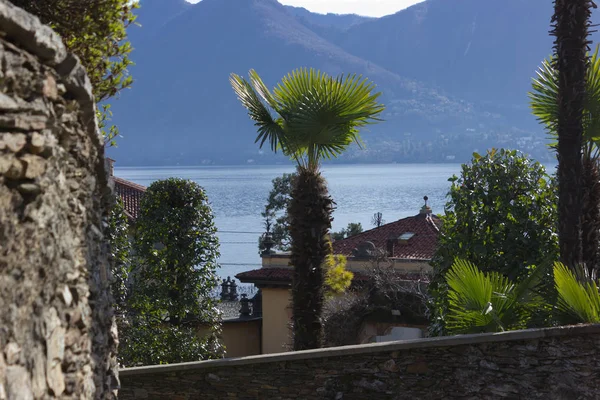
[386,236,396,257]
[420,195,432,215]
[105,157,115,177]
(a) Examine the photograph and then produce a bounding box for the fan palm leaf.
[554,261,600,323]
[530,45,600,273]
[230,68,384,170]
[446,259,516,333]
[529,44,600,157]
[445,259,547,334]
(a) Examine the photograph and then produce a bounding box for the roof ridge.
[113,176,147,192]
[333,213,432,244]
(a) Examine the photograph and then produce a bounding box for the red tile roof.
[235,268,427,285]
[236,268,296,284]
[332,212,441,261]
[113,177,146,221]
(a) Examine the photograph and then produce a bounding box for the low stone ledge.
[120,323,600,377]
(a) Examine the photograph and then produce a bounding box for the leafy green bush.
[428,149,558,336]
[107,198,131,317]
[331,222,364,241]
[119,178,223,366]
[259,173,296,254]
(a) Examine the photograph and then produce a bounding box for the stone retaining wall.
[0,1,117,398]
[119,324,600,399]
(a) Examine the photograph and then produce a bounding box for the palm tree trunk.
[551,0,592,268]
[289,167,334,350]
[581,156,600,274]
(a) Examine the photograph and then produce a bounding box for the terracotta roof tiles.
[113,177,146,221]
[235,268,427,285]
[332,213,441,261]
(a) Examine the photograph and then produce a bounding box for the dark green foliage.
[331,222,364,241]
[289,168,334,350]
[118,320,221,367]
[107,198,131,317]
[119,178,223,366]
[428,149,558,336]
[258,173,297,254]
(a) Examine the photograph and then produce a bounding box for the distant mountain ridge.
[107,0,597,166]
[284,5,373,30]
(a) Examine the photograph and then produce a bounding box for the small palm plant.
[444,259,600,335]
[554,262,600,323]
[230,68,384,350]
[445,259,544,334]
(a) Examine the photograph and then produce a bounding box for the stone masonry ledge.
[120,323,600,377]
[0,0,107,182]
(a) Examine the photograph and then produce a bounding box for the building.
[236,199,441,354]
[106,158,146,223]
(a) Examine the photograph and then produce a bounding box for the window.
[399,232,415,241]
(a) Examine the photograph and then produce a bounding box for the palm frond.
[445,259,517,333]
[229,73,285,153]
[232,68,384,169]
[529,57,559,147]
[584,46,600,147]
[272,68,384,168]
[529,45,600,152]
[554,261,600,323]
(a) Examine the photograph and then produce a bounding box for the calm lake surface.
[116,164,463,278]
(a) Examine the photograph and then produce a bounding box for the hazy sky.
[185,0,425,18]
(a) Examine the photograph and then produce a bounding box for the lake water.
[115,164,462,278]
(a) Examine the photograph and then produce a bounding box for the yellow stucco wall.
[262,288,293,354]
[198,319,262,358]
[261,255,291,268]
[345,258,432,273]
[261,254,432,274]
[221,320,261,358]
[257,256,431,355]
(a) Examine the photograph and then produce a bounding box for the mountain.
[109,0,490,166]
[326,0,600,127]
[129,0,192,42]
[107,0,592,166]
[284,5,373,30]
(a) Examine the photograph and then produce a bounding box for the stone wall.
[119,324,600,399]
[0,1,117,398]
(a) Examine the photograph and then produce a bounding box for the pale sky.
[185,0,425,18]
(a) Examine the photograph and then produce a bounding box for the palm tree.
[530,46,600,274]
[547,0,592,269]
[230,68,384,350]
